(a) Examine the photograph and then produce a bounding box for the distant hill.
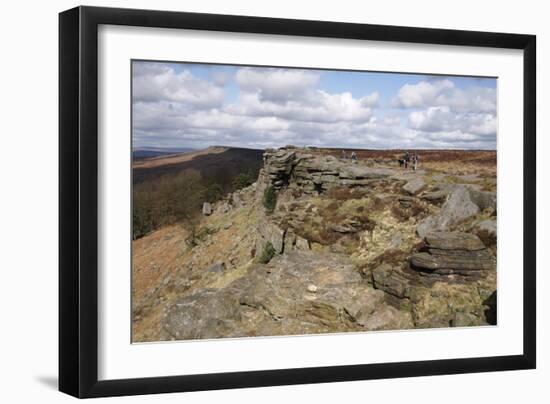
[133,147,195,160]
[132,146,264,186]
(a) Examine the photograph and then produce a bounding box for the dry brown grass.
[311,148,495,166]
[132,202,260,342]
[391,201,430,223]
[326,186,369,200]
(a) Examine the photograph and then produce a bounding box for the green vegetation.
[204,182,224,203]
[133,168,259,240]
[232,171,255,190]
[262,186,277,213]
[258,241,276,264]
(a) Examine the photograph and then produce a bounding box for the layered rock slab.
[162,251,413,340]
[410,232,495,278]
[260,147,394,194]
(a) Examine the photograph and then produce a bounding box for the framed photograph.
[59,6,536,398]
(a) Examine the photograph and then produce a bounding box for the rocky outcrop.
[416,186,480,237]
[255,220,313,258]
[134,147,498,342]
[283,229,311,252]
[410,232,495,279]
[259,147,393,194]
[213,183,257,214]
[256,219,286,254]
[162,251,414,340]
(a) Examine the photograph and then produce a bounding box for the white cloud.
[133,63,224,108]
[227,67,378,124]
[393,79,497,149]
[225,90,375,123]
[132,63,496,150]
[409,106,496,136]
[235,67,320,102]
[394,79,496,113]
[395,79,455,109]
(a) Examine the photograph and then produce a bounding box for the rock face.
[410,232,495,279]
[256,219,286,254]
[162,251,413,340]
[258,147,393,194]
[416,186,480,237]
[371,263,410,299]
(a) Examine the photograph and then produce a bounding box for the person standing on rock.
[412,152,418,171]
[351,151,357,161]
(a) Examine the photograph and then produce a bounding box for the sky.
[132,60,497,150]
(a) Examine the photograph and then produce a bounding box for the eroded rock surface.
[259,148,394,194]
[162,251,414,339]
[416,186,481,237]
[410,232,495,279]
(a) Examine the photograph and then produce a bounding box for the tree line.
[133,169,256,239]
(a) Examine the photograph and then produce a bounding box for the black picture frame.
[59,5,536,398]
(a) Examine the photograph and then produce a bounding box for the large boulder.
[416,186,480,237]
[410,232,495,279]
[256,219,286,254]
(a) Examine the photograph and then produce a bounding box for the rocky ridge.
[132,146,498,342]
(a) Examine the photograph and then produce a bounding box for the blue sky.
[132,60,497,150]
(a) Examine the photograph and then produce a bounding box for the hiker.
[351,151,357,161]
[413,152,419,171]
[403,151,410,169]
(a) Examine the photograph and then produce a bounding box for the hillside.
[132,146,497,342]
[133,147,195,160]
[132,146,264,185]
